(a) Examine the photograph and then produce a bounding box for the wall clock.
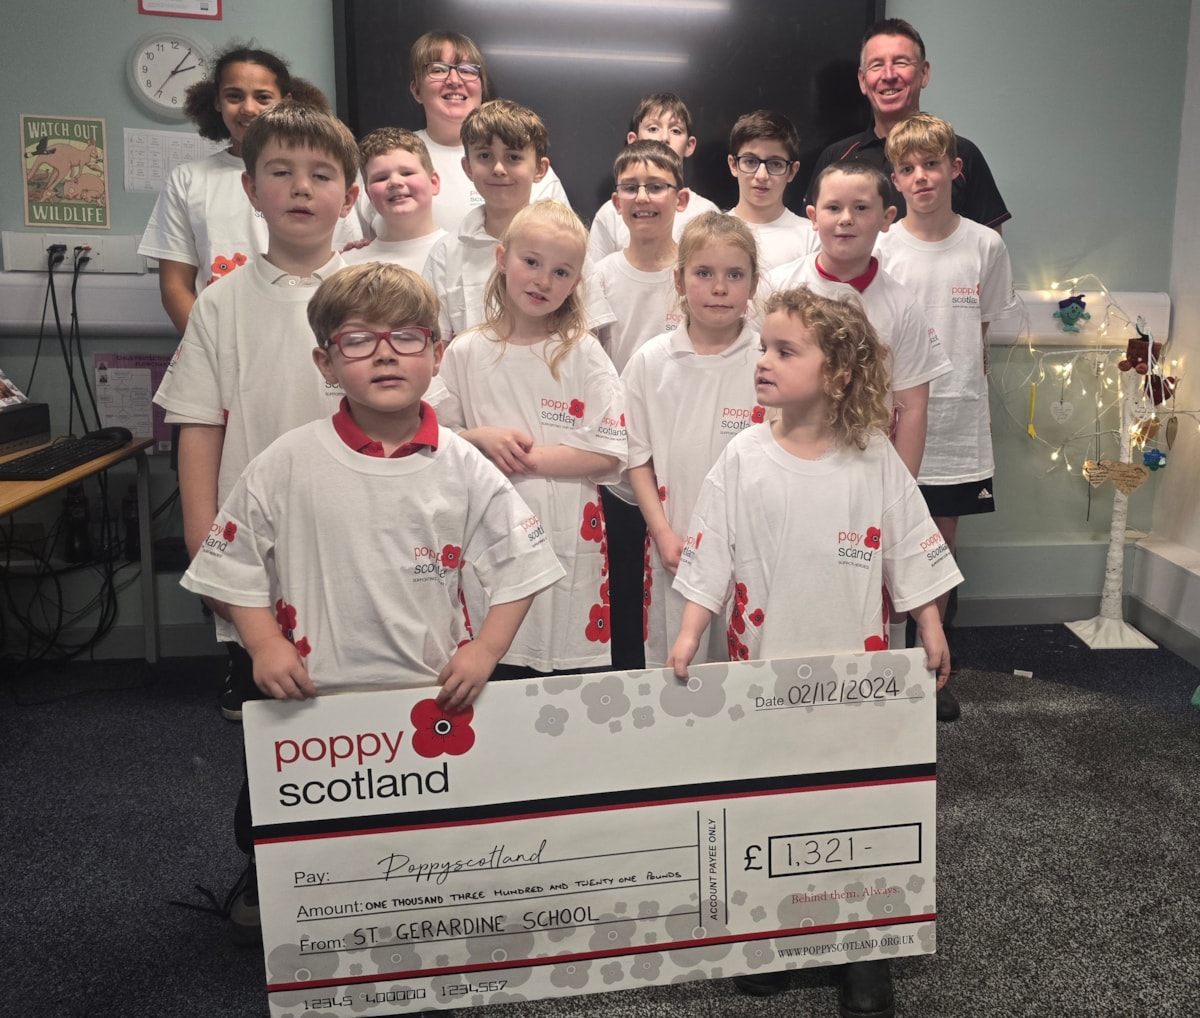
[128,31,211,120]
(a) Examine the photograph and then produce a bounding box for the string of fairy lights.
[990,274,1192,482]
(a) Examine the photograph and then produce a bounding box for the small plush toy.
[1053,294,1091,332]
[1117,335,1161,374]
[1143,449,1167,471]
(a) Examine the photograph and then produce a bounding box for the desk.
[0,437,158,662]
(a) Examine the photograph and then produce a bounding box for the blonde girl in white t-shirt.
[623,211,762,666]
[439,200,627,676]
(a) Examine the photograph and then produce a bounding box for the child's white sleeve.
[620,349,653,469]
[179,468,274,608]
[671,453,736,617]
[559,341,627,482]
[979,234,1018,322]
[461,452,566,605]
[422,235,453,340]
[138,164,199,265]
[587,201,621,263]
[435,340,468,430]
[152,300,225,424]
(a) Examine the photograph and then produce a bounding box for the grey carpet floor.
[2,641,1197,1017]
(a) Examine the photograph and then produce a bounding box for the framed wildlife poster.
[21,115,110,228]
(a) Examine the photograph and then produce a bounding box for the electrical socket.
[1,231,146,274]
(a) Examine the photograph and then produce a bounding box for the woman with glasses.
[408,30,571,233]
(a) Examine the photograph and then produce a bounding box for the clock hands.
[153,47,196,99]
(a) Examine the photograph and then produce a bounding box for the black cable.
[46,250,87,436]
[69,248,102,431]
[24,248,62,394]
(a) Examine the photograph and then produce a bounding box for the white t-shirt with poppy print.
[438,328,628,671]
[621,323,763,667]
[729,207,819,273]
[154,254,348,643]
[763,253,952,396]
[673,424,963,662]
[876,217,1018,484]
[180,417,565,693]
[592,252,684,375]
[138,148,362,295]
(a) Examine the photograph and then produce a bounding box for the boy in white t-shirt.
[423,99,610,341]
[182,261,563,943]
[154,101,362,731]
[587,93,719,262]
[877,113,1018,718]
[343,128,447,271]
[727,110,818,271]
[592,139,690,669]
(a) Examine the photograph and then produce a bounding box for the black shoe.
[220,672,243,723]
[732,971,788,996]
[839,959,894,1018]
[228,860,261,946]
[937,684,961,722]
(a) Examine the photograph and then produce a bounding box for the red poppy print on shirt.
[864,635,888,651]
[569,399,585,419]
[441,544,462,570]
[275,599,297,633]
[222,521,237,542]
[410,698,476,758]
[585,602,611,643]
[749,608,765,627]
[580,501,604,543]
[751,405,766,424]
[864,527,881,549]
[294,637,312,657]
[208,251,248,285]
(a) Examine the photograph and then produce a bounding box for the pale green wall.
[0,0,338,238]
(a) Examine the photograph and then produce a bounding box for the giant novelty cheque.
[244,650,937,1014]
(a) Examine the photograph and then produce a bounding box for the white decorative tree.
[1064,367,1157,649]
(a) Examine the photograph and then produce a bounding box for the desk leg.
[136,451,158,663]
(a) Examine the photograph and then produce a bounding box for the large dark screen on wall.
[334,1,883,217]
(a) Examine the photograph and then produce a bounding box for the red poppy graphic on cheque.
[569,399,585,418]
[864,527,881,549]
[440,544,462,569]
[410,699,476,758]
[222,521,237,542]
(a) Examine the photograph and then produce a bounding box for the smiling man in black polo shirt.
[805,18,1011,231]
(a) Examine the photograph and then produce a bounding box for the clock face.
[129,33,211,120]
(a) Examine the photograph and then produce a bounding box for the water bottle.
[64,483,91,563]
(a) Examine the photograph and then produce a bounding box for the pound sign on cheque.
[744,844,763,870]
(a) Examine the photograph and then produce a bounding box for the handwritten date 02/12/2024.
[758,673,906,709]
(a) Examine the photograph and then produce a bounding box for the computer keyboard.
[0,430,132,481]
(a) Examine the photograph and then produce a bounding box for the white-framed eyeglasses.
[615,182,678,198]
[329,327,434,360]
[735,155,793,176]
[425,61,481,81]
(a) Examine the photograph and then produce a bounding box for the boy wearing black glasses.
[727,109,817,271]
[182,261,563,945]
[591,139,690,672]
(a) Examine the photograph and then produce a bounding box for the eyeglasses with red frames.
[328,327,434,360]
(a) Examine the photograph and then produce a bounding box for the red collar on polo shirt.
[814,254,879,294]
[331,397,439,458]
